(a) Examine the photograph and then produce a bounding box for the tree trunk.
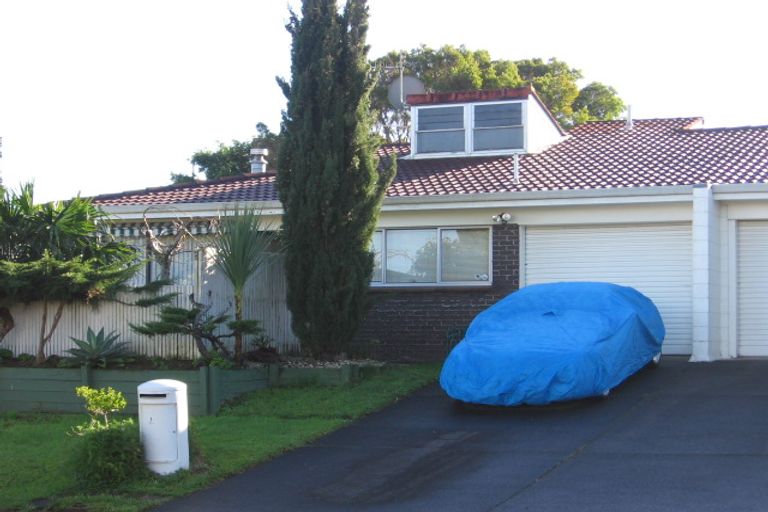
[234,293,243,364]
[36,300,65,365]
[0,307,15,344]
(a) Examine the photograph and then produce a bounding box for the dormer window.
[407,86,566,158]
[413,101,526,156]
[473,103,523,151]
[416,106,465,153]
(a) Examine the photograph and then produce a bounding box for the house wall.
[355,223,519,361]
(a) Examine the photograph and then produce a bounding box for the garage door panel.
[525,224,693,355]
[737,221,768,356]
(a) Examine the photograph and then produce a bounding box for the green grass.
[0,363,440,511]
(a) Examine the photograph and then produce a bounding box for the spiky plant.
[209,207,279,363]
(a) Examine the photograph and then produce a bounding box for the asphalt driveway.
[156,357,768,512]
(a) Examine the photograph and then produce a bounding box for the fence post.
[209,366,221,414]
[199,366,210,416]
[268,363,279,387]
[80,365,91,387]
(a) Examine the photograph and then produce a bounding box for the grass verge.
[0,363,439,511]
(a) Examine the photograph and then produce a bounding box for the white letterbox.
[137,379,190,475]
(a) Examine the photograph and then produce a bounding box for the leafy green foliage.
[278,0,396,358]
[0,183,134,265]
[0,183,140,363]
[170,124,282,184]
[210,207,279,362]
[371,47,625,140]
[70,419,146,491]
[131,296,261,363]
[572,82,626,124]
[74,385,128,430]
[65,328,134,368]
[0,348,12,360]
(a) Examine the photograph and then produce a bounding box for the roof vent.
[624,105,634,131]
[249,148,268,173]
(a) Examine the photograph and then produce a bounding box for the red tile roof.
[94,173,279,206]
[94,118,768,207]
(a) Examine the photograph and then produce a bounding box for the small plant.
[208,351,234,369]
[17,353,35,364]
[250,333,273,350]
[0,348,12,361]
[65,327,134,368]
[74,385,127,431]
[70,419,146,491]
[69,385,145,490]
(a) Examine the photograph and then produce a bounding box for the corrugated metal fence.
[1,237,299,359]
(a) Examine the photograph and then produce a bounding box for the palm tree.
[210,207,280,363]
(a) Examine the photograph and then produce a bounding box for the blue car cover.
[440,282,665,406]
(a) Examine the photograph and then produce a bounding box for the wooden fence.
[0,237,300,359]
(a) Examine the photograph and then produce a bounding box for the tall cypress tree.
[277,0,395,358]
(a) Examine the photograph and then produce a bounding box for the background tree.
[371,47,625,141]
[170,123,282,184]
[277,0,395,358]
[571,82,626,124]
[0,184,138,363]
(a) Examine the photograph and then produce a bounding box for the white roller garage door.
[523,224,693,355]
[737,221,768,356]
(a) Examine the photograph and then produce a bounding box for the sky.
[1,0,767,203]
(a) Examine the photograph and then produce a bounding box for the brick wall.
[355,224,519,361]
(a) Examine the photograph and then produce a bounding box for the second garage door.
[523,223,693,355]
[737,221,768,356]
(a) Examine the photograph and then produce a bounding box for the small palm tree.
[210,206,279,363]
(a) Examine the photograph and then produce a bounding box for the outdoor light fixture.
[492,212,512,224]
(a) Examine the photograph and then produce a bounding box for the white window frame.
[410,100,527,159]
[371,226,493,288]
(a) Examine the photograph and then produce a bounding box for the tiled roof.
[94,173,279,206]
[94,118,768,207]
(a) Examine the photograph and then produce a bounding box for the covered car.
[440,282,665,406]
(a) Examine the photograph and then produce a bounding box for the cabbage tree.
[209,207,279,363]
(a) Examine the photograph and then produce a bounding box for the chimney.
[249,148,269,173]
[624,105,634,131]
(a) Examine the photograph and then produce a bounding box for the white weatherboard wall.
[522,223,693,355]
[736,220,768,356]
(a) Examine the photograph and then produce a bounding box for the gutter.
[102,184,703,221]
[381,185,695,211]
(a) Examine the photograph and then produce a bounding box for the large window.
[413,101,524,155]
[416,106,465,153]
[473,103,523,151]
[371,228,491,286]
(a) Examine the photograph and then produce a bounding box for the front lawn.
[0,363,440,511]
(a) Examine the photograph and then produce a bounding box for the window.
[371,227,491,286]
[473,103,523,151]
[416,106,465,153]
[413,101,525,155]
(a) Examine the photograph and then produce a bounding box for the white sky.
[1,0,767,203]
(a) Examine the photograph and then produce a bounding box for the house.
[93,85,768,362]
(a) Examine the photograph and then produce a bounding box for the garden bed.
[0,361,384,416]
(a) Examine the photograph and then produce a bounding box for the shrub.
[70,386,147,490]
[74,385,127,430]
[66,327,134,368]
[0,348,12,360]
[71,419,146,490]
